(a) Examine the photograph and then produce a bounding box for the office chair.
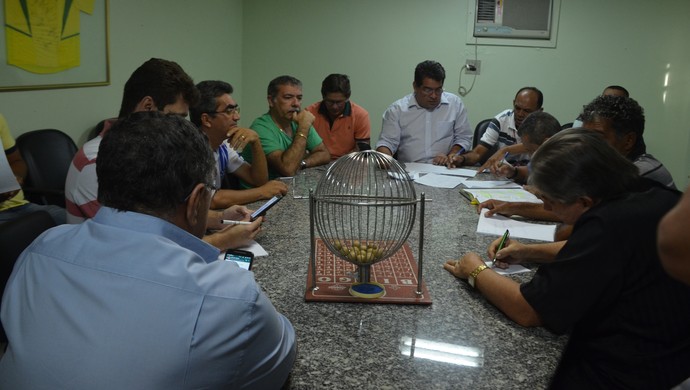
[561,122,574,130]
[16,129,78,207]
[472,118,499,165]
[0,210,56,343]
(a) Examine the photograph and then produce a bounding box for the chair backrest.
[0,210,56,342]
[16,129,78,207]
[561,122,574,130]
[473,119,499,165]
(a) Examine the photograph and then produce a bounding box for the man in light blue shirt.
[0,112,296,389]
[376,60,472,164]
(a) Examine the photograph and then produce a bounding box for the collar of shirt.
[92,206,220,262]
[409,92,450,110]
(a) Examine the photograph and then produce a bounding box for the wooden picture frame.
[0,0,109,92]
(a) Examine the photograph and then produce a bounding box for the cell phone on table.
[250,195,283,221]
[224,249,254,270]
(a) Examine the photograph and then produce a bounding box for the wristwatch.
[300,160,308,170]
[468,264,488,288]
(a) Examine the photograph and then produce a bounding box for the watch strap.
[468,264,488,288]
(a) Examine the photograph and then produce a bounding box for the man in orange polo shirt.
[306,74,370,160]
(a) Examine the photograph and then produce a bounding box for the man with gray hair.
[446,129,690,389]
[244,75,330,180]
[0,112,297,389]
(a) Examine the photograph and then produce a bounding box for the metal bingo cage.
[309,150,426,298]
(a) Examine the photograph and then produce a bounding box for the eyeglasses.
[206,182,218,199]
[420,87,444,96]
[209,104,240,116]
[181,181,218,203]
[324,99,348,107]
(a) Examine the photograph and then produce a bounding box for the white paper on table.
[483,261,531,275]
[464,188,542,204]
[476,208,556,242]
[0,139,20,194]
[217,240,269,261]
[403,162,477,177]
[414,173,467,189]
[463,180,522,189]
[388,171,419,181]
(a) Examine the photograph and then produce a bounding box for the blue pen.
[447,147,466,168]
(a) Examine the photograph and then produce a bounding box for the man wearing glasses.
[376,60,472,165]
[454,86,543,168]
[1,112,296,389]
[191,80,287,208]
[306,74,371,160]
[65,60,259,252]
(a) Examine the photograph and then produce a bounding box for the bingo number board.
[305,239,432,305]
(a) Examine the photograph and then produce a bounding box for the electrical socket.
[465,60,481,75]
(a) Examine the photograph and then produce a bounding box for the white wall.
[1,0,688,188]
[0,0,243,145]
[242,0,690,188]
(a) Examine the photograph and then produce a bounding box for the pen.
[222,220,252,225]
[448,147,466,168]
[492,229,510,267]
[498,152,509,167]
[459,189,478,205]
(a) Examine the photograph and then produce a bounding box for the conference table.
[249,165,567,389]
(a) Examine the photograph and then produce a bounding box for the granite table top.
[249,166,567,390]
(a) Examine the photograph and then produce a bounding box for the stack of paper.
[463,180,522,189]
[476,208,556,242]
[463,188,542,204]
[415,173,467,189]
[404,162,477,177]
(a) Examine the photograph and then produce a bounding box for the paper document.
[0,139,20,194]
[463,180,522,189]
[483,261,531,275]
[415,173,467,189]
[477,208,556,242]
[404,162,477,177]
[464,188,542,204]
[388,171,419,181]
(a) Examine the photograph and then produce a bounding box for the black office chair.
[472,118,499,165]
[0,210,56,343]
[561,122,574,130]
[16,129,78,207]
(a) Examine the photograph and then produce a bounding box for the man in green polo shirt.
[243,75,330,181]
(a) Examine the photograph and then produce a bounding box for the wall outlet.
[465,60,481,75]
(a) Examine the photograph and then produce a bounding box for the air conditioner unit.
[473,0,553,40]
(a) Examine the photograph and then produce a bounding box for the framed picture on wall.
[0,0,109,92]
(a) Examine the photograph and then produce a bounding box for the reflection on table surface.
[250,166,566,389]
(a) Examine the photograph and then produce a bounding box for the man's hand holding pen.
[491,229,510,268]
[431,147,466,168]
[487,151,515,178]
